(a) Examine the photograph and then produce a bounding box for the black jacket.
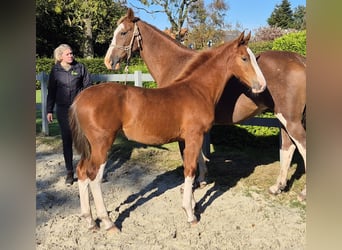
[47,61,92,113]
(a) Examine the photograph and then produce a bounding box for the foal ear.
[127,8,135,21]
[237,31,251,46]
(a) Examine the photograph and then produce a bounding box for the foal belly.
[122,125,178,145]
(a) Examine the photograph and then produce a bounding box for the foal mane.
[174,40,236,83]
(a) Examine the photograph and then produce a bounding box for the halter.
[110,22,142,65]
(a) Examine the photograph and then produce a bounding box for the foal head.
[227,31,266,93]
[104,8,141,70]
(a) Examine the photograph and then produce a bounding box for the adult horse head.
[104,8,141,70]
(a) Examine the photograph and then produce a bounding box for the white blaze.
[247,47,266,89]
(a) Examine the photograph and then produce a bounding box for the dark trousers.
[56,105,73,173]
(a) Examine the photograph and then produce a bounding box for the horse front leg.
[182,135,203,224]
[77,158,97,230]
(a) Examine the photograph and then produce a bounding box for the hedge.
[272,30,306,56]
[35,55,150,89]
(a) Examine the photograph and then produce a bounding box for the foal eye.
[242,56,247,62]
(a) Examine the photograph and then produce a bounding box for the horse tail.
[69,103,91,159]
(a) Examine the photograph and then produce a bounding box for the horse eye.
[121,31,128,36]
[242,56,247,62]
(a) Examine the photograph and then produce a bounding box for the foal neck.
[175,44,235,105]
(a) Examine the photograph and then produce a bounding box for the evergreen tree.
[267,0,294,29]
[293,5,306,30]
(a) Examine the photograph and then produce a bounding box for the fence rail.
[36,71,280,137]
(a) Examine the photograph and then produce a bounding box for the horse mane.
[139,20,190,50]
[118,8,190,50]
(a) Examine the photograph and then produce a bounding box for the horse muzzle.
[104,56,121,70]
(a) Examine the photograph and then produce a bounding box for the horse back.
[257,50,306,114]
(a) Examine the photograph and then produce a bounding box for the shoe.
[65,171,74,186]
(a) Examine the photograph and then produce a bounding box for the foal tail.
[69,103,91,159]
[301,105,306,130]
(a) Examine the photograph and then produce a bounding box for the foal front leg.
[182,137,203,224]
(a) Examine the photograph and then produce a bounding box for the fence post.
[134,71,143,87]
[40,72,49,135]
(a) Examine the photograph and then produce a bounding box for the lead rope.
[124,63,129,85]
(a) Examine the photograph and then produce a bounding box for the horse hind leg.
[269,128,296,195]
[273,114,307,200]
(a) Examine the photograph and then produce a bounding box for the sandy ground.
[36,141,306,250]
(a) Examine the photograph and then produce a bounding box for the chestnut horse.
[104,8,306,201]
[70,32,266,232]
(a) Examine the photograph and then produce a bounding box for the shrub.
[272,30,306,56]
[248,41,274,55]
[252,26,297,42]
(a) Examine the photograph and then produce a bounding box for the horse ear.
[127,8,135,20]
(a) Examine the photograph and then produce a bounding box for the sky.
[127,0,306,33]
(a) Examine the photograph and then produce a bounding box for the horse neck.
[137,21,195,86]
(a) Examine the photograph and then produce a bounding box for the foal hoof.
[189,219,198,226]
[106,225,120,234]
[269,185,282,195]
[88,225,100,232]
[199,181,207,189]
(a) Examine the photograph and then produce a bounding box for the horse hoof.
[297,192,306,202]
[107,225,120,234]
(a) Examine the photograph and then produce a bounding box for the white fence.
[36,71,155,135]
[36,71,280,139]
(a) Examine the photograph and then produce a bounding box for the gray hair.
[53,44,72,64]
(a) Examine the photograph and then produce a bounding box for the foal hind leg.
[77,158,97,230]
[87,134,119,232]
[197,132,211,188]
[269,128,296,195]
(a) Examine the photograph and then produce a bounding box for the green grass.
[36,89,41,103]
